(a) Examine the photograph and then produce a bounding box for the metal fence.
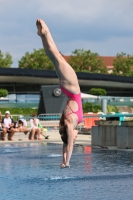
[1,114,84,131]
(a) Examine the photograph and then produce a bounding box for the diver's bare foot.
[36,19,49,37]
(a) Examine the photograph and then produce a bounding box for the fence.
[1,114,85,131]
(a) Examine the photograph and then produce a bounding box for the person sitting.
[0,111,2,141]
[10,115,31,140]
[0,111,2,131]
[38,121,49,139]
[1,111,14,141]
[30,114,49,140]
[30,114,42,140]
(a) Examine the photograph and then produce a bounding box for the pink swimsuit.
[60,85,83,124]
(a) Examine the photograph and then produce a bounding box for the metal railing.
[1,113,85,130]
[2,112,133,131]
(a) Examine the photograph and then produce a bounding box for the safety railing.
[2,113,133,131]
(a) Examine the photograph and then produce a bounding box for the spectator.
[1,111,14,141]
[0,111,2,132]
[30,114,41,140]
[38,121,49,139]
[10,115,31,140]
[30,114,49,140]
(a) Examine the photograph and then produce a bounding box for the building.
[0,68,133,108]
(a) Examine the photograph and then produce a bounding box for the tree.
[0,89,8,97]
[113,52,133,76]
[89,88,107,96]
[67,49,107,73]
[0,50,13,68]
[83,102,93,112]
[18,48,55,70]
[82,102,102,113]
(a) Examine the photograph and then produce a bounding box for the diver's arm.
[65,124,74,167]
[60,143,67,168]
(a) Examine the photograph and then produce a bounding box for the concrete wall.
[92,126,117,147]
[92,125,133,149]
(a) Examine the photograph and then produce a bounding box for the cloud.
[57,36,133,56]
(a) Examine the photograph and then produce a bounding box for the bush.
[0,89,8,97]
[83,102,93,113]
[83,102,102,113]
[107,105,118,113]
[92,105,102,113]
[83,102,118,113]
[89,88,107,96]
[0,108,38,121]
[0,108,38,115]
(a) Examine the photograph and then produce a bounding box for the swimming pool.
[0,143,133,200]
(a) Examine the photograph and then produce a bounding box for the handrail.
[84,113,133,118]
[2,113,133,120]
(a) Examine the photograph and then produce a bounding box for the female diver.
[36,19,83,168]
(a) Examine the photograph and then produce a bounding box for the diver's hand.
[60,163,70,169]
[60,163,66,168]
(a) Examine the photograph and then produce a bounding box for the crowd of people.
[0,111,49,141]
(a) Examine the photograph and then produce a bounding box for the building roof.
[99,56,115,66]
[0,68,57,78]
[0,68,133,89]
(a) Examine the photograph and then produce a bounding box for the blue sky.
[1,0,133,67]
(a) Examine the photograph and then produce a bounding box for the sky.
[0,0,133,68]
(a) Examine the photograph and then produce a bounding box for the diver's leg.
[36,19,80,94]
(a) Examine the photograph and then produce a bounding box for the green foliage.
[0,108,38,116]
[92,105,102,113]
[18,48,55,70]
[83,102,93,112]
[89,88,107,96]
[0,50,13,68]
[107,105,118,113]
[68,49,107,73]
[83,102,118,113]
[113,52,133,76]
[83,102,102,113]
[0,89,8,97]
[0,108,38,121]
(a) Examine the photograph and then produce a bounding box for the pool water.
[0,143,133,200]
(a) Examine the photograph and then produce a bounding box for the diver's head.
[59,112,78,144]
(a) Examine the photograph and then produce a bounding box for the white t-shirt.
[16,119,27,128]
[2,117,14,128]
[30,119,39,129]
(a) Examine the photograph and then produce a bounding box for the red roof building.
[62,55,115,73]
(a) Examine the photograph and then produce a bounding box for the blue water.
[0,143,133,200]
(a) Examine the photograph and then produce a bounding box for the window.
[16,94,26,102]
[26,94,40,103]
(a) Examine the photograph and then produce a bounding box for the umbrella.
[81,93,97,99]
